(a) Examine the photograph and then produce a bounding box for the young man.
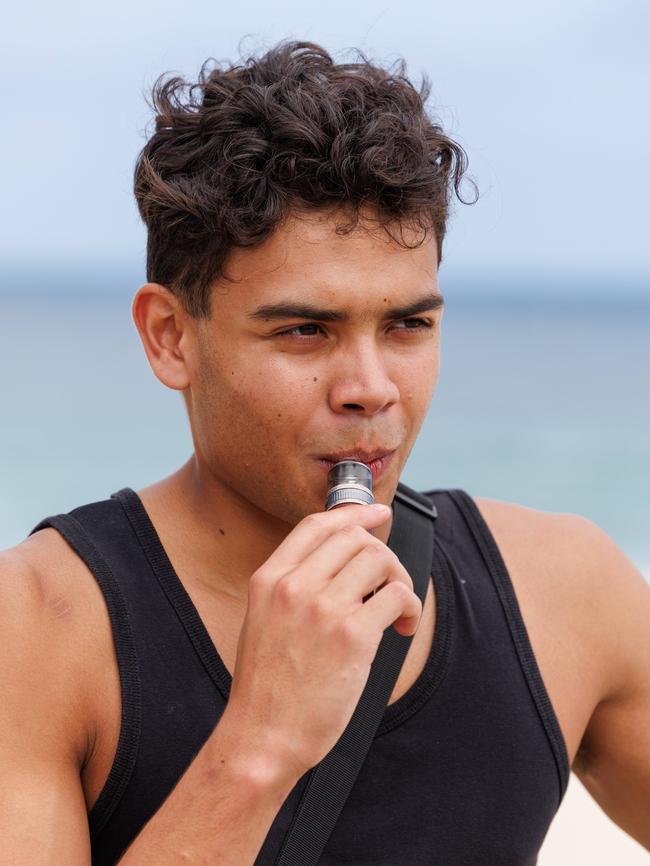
[2,40,649,865]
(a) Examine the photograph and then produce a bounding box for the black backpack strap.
[273,482,437,865]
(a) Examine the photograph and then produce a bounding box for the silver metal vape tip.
[325,459,374,510]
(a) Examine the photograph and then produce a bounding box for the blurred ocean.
[1,268,648,582]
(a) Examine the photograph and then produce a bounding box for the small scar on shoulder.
[48,594,73,619]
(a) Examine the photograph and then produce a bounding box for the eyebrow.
[248,292,445,323]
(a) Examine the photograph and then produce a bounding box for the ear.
[132,283,193,391]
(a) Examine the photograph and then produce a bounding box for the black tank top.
[30,486,570,865]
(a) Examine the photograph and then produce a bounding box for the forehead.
[216,209,439,309]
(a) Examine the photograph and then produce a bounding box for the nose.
[327,337,400,416]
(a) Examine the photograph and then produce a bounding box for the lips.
[319,448,394,465]
[316,448,397,482]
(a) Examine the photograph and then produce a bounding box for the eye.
[391,317,434,332]
[276,323,325,339]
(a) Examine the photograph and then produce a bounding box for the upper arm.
[0,544,92,864]
[569,518,650,851]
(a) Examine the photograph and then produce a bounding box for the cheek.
[401,348,439,401]
[212,354,318,440]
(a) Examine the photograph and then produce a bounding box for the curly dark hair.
[134,39,476,318]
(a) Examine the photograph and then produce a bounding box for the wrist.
[214,706,305,798]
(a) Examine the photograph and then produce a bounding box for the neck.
[137,455,393,604]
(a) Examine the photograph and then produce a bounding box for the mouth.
[316,449,397,482]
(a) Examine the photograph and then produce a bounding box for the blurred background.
[1,1,648,861]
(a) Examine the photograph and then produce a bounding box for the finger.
[279,524,397,593]
[321,543,413,605]
[354,580,423,638]
[262,504,392,577]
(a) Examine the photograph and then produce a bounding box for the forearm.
[117,709,301,866]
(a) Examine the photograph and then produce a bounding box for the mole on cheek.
[313,377,318,382]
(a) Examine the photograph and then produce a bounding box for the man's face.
[186,208,443,526]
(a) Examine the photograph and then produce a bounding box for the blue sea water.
[1,271,648,580]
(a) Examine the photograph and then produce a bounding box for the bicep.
[0,761,91,864]
[572,523,650,850]
[0,548,92,864]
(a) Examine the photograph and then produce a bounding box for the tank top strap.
[30,505,142,838]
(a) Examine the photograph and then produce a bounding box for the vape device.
[325,460,374,510]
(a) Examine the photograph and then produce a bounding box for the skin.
[1,205,649,857]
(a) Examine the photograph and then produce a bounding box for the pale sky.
[2,0,648,291]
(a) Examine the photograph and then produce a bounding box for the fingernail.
[371,504,390,512]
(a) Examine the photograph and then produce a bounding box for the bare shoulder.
[472,493,600,562]
[0,525,103,632]
[472,493,610,602]
[0,528,111,773]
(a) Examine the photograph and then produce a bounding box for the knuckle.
[333,615,362,647]
[383,546,401,566]
[365,541,386,558]
[386,579,409,601]
[340,523,363,540]
[274,575,302,608]
[308,594,333,623]
[249,567,271,594]
[381,553,413,590]
[396,566,414,592]
[301,512,324,531]
[364,541,393,571]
